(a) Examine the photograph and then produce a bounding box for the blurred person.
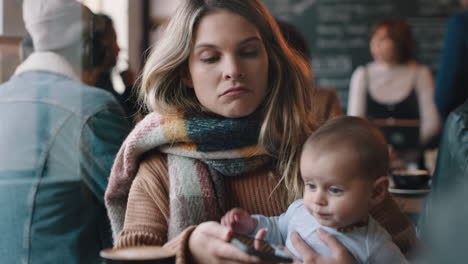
[347,18,440,169]
[418,99,468,243]
[434,0,468,121]
[276,19,344,124]
[222,116,408,263]
[91,14,139,123]
[19,13,140,124]
[275,19,311,60]
[104,1,416,263]
[0,0,131,263]
[19,32,34,61]
[416,114,468,263]
[420,180,468,264]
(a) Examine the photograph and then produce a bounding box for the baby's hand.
[221,208,258,235]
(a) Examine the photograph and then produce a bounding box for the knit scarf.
[104,112,270,240]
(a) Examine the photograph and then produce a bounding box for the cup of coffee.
[100,246,176,264]
[391,170,430,189]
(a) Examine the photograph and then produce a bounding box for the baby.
[222,116,408,263]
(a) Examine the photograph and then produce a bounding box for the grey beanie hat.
[23,0,83,51]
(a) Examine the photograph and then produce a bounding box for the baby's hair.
[302,116,389,180]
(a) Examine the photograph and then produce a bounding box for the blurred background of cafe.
[0,0,462,109]
[0,0,464,219]
[0,0,461,248]
[0,0,185,93]
[2,0,461,167]
[1,1,468,263]
[1,0,463,175]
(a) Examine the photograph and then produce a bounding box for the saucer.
[100,246,175,261]
[388,187,430,195]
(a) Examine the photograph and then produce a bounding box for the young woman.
[347,18,440,169]
[105,2,416,263]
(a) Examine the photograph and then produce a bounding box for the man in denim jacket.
[0,0,131,263]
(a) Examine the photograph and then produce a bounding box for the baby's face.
[300,148,374,229]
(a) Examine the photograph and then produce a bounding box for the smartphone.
[230,233,293,263]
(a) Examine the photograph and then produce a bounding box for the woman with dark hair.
[276,19,344,124]
[347,18,440,169]
[88,14,139,123]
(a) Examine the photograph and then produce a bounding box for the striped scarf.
[104,112,270,240]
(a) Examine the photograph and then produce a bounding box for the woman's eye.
[329,187,343,194]
[241,50,258,57]
[242,51,258,57]
[200,56,219,63]
[306,184,316,190]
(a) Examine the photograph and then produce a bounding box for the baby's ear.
[370,176,389,207]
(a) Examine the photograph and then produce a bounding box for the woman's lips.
[220,87,249,97]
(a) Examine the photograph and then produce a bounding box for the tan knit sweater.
[116,152,416,263]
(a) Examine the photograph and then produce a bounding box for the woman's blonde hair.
[140,0,317,201]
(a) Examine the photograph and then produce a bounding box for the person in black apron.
[364,65,423,170]
[347,18,441,170]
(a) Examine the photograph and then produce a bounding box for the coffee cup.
[100,246,175,264]
[391,170,430,189]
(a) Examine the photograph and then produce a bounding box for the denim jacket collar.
[14,52,80,81]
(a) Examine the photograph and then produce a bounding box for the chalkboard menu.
[262,0,462,110]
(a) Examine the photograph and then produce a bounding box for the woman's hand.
[288,229,356,264]
[188,221,264,264]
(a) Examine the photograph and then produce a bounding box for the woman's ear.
[180,66,193,88]
[370,176,389,207]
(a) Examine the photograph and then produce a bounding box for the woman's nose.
[222,56,244,80]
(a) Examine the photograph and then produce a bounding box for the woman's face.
[370,26,397,64]
[185,9,269,118]
[460,0,468,9]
